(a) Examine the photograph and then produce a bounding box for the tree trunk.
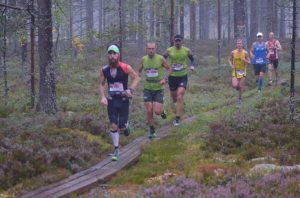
[8,0,18,54]
[190,0,196,41]
[129,3,136,42]
[266,0,277,35]
[259,0,268,36]
[19,0,28,81]
[250,0,258,42]
[244,0,250,47]
[233,0,247,49]
[36,0,57,114]
[155,1,161,40]
[137,0,144,55]
[228,0,231,43]
[149,1,155,38]
[29,0,35,108]
[69,0,73,50]
[179,0,184,38]
[80,0,83,38]
[289,0,296,122]
[217,0,221,64]
[103,0,106,32]
[279,3,285,38]
[2,0,8,106]
[119,0,124,60]
[21,42,28,81]
[199,0,209,40]
[86,0,94,51]
[98,0,102,33]
[272,0,278,35]
[170,0,174,46]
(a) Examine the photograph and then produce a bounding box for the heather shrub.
[143,170,300,198]
[204,97,300,163]
[0,115,102,191]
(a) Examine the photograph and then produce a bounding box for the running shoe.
[258,89,262,94]
[173,118,180,127]
[124,122,130,136]
[268,80,273,86]
[148,127,156,139]
[236,99,241,108]
[111,149,120,161]
[160,111,167,119]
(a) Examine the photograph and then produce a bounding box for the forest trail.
[18,85,263,198]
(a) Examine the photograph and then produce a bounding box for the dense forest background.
[0,0,300,197]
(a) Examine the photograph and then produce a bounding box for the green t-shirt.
[143,54,164,90]
[168,46,189,77]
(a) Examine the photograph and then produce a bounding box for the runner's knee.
[111,124,118,131]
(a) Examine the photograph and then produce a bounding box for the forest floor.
[0,40,300,197]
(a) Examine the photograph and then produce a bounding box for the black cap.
[174,34,183,41]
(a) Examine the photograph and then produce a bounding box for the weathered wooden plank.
[19,137,144,198]
[51,149,142,198]
[19,116,198,198]
[27,144,142,198]
[43,149,141,198]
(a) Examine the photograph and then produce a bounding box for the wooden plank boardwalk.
[19,115,198,198]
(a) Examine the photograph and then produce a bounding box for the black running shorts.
[107,97,129,129]
[168,75,188,91]
[268,59,279,69]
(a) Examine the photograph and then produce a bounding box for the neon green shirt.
[168,46,189,77]
[143,54,164,90]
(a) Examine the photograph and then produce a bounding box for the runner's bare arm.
[276,40,283,51]
[99,69,108,106]
[163,49,169,59]
[162,57,171,75]
[137,58,144,76]
[228,51,234,68]
[250,43,255,58]
[243,52,251,64]
[128,66,139,91]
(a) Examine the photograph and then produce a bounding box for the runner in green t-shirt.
[163,35,195,126]
[138,42,171,139]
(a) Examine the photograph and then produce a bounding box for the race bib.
[269,49,274,55]
[172,63,183,71]
[237,70,245,76]
[109,82,124,92]
[256,58,263,64]
[146,68,158,78]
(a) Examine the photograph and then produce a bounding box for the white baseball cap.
[257,32,263,37]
